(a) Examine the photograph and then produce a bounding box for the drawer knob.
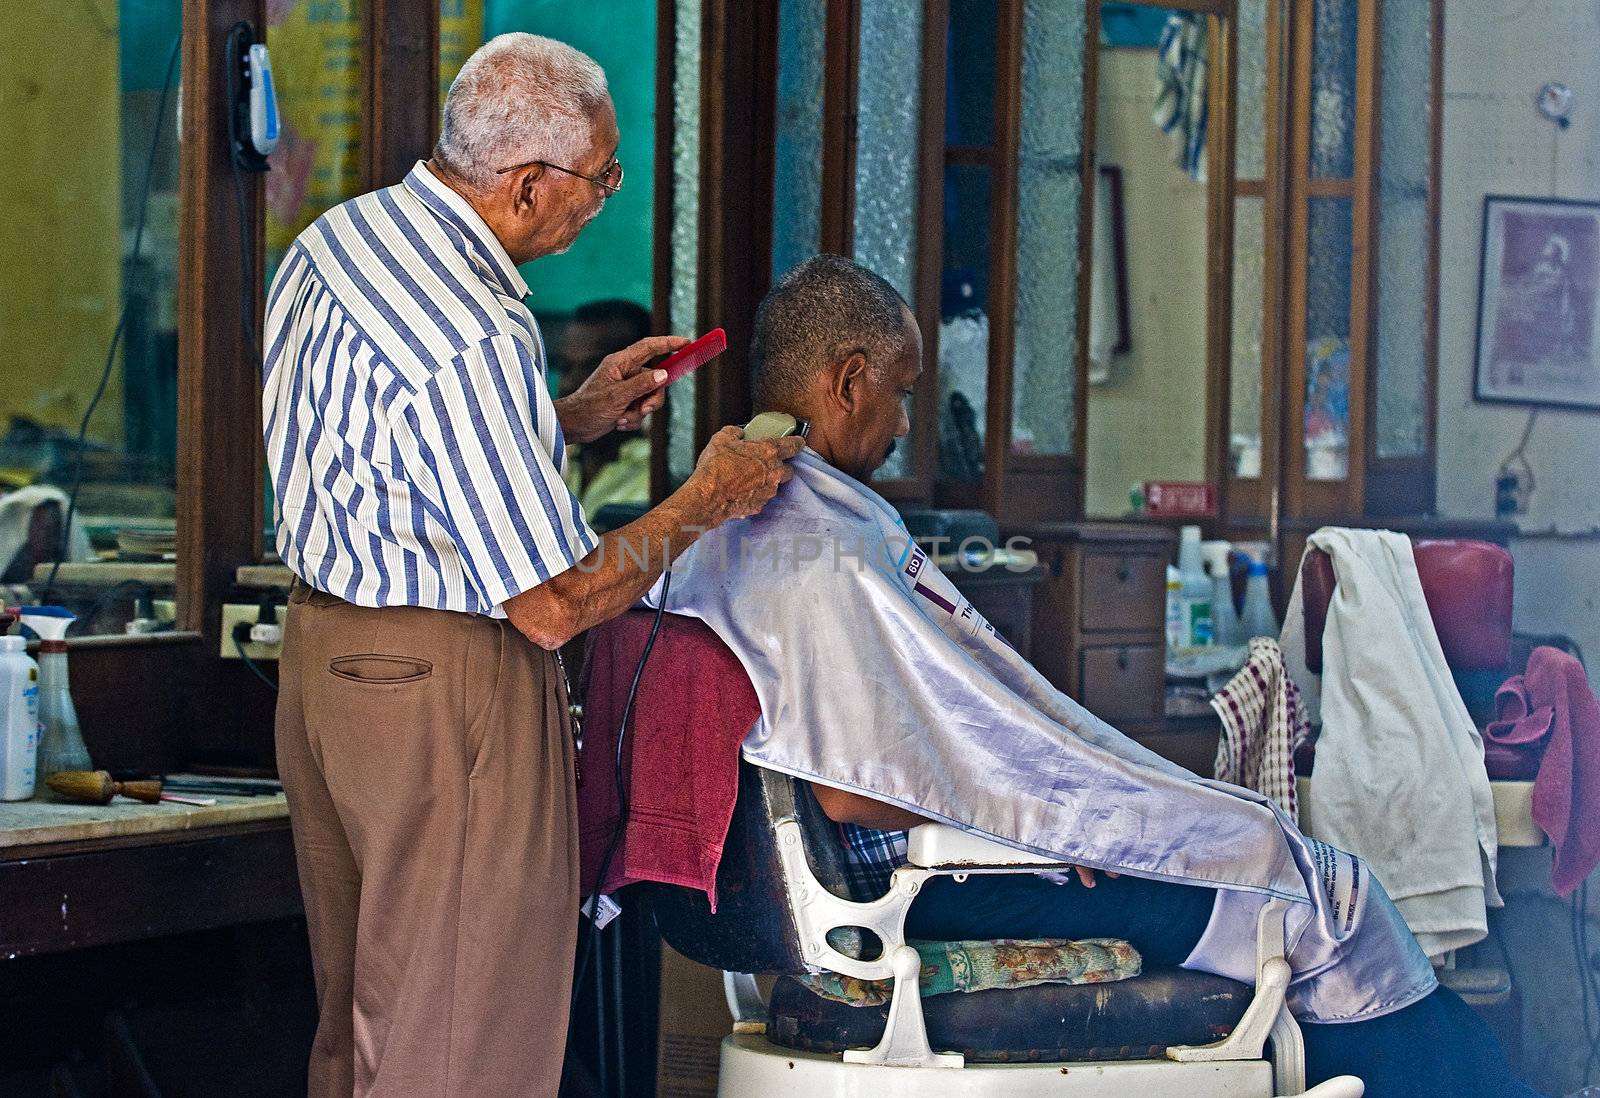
[1117,649,1129,670]
[1116,562,1131,584]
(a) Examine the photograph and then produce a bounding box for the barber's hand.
[683,426,806,527]
[555,334,690,443]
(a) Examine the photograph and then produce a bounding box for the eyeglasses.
[495,155,623,195]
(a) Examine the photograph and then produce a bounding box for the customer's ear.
[834,351,869,413]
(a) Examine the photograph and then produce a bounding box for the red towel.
[1495,646,1600,896]
[576,610,761,911]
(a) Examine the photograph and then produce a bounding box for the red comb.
[660,328,727,384]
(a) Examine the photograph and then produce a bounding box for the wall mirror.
[1084,1,1232,519]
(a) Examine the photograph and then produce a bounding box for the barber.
[262,32,800,1098]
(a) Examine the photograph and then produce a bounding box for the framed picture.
[1474,195,1600,411]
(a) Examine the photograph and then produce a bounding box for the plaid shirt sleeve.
[837,823,910,901]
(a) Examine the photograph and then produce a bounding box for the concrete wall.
[1084,45,1211,517]
[1439,5,1600,1092]
[1438,0,1600,677]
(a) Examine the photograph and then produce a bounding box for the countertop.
[0,793,288,852]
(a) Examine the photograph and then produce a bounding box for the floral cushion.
[797,937,1141,1007]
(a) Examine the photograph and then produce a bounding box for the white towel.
[1281,528,1501,961]
[0,484,94,580]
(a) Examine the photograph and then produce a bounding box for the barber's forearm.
[552,394,604,445]
[503,481,714,649]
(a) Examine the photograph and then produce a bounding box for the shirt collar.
[401,161,530,299]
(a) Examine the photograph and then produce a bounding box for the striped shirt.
[263,162,597,614]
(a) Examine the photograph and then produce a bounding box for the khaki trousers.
[276,585,577,1097]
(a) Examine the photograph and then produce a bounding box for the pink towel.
[1505,647,1600,896]
[576,610,761,911]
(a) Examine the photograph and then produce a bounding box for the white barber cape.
[648,453,1437,1023]
[1281,528,1501,960]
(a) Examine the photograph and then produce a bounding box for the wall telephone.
[226,22,280,172]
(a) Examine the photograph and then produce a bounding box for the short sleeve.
[396,334,598,611]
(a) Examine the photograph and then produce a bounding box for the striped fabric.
[263,162,596,615]
[1153,11,1209,181]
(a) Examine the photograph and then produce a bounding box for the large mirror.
[1083,2,1221,518]
[444,0,665,527]
[1,0,183,636]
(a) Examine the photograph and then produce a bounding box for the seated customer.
[649,255,1541,1098]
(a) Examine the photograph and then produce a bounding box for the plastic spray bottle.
[0,630,41,801]
[1203,541,1243,647]
[1240,560,1280,641]
[19,607,91,790]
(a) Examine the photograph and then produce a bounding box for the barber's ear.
[514,165,543,215]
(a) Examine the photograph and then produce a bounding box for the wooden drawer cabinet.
[1079,644,1165,719]
[1079,551,1169,634]
[1006,522,1175,713]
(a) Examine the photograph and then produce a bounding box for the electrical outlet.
[220,603,283,661]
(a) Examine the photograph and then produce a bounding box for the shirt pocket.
[328,654,434,685]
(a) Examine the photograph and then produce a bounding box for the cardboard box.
[655,944,733,1097]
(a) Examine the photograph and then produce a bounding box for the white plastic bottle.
[1240,559,1280,641]
[1175,526,1212,648]
[0,636,41,802]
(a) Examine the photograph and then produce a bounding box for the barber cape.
[647,451,1435,1022]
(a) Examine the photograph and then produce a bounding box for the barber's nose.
[896,408,911,437]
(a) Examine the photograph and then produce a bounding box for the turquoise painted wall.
[487,0,657,316]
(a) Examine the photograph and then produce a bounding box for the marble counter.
[0,793,288,853]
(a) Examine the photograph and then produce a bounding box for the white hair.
[436,33,610,190]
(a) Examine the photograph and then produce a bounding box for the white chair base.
[718,1035,1364,1097]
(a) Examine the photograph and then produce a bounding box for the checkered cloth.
[1211,637,1308,819]
[838,823,909,900]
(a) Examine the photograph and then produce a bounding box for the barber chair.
[638,756,1362,1096]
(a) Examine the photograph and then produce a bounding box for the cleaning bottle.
[1165,566,1184,651]
[1175,526,1212,648]
[1240,560,1280,641]
[0,629,41,801]
[1204,541,1243,647]
[19,607,91,789]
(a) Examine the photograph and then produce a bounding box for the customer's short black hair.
[750,255,911,407]
[571,298,652,346]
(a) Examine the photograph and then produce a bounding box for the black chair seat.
[767,967,1251,1063]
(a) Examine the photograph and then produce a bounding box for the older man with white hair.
[263,33,801,1097]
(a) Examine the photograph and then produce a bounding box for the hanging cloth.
[1153,12,1209,181]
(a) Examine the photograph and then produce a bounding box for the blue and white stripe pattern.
[1153,12,1209,182]
[263,162,597,615]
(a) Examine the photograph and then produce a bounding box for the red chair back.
[1301,538,1513,675]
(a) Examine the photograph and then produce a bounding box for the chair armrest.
[1298,776,1544,848]
[906,823,1068,868]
